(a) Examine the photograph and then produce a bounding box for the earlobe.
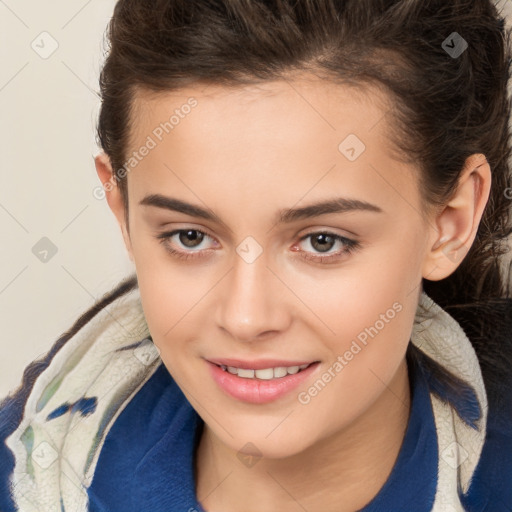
[422,153,491,281]
[94,152,134,262]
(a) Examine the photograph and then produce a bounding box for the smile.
[217,363,311,380]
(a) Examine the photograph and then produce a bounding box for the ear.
[422,153,491,281]
[94,152,134,262]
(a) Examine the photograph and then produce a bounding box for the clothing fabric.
[0,283,511,511]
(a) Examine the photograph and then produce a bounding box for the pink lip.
[207,357,316,370]
[206,360,321,404]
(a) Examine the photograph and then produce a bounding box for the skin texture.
[95,75,491,511]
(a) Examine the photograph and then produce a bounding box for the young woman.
[1,1,512,511]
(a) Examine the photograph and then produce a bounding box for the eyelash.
[156,229,361,264]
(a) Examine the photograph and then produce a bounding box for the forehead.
[124,75,421,223]
[130,74,393,151]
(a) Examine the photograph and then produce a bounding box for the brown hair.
[3,1,512,425]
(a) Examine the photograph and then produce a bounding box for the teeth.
[255,368,274,380]
[219,362,312,379]
[237,368,255,378]
[273,367,288,378]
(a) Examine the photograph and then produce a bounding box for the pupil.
[180,230,204,248]
[312,234,334,253]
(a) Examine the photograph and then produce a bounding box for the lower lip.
[206,360,320,404]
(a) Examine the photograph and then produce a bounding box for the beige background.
[1,0,512,398]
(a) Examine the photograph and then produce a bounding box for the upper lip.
[206,358,318,370]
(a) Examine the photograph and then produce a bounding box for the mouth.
[206,359,321,404]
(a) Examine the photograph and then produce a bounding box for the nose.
[215,250,291,343]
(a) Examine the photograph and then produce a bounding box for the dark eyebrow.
[139,194,383,228]
[278,197,383,223]
[140,194,234,232]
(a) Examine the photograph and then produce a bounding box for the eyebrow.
[139,194,383,228]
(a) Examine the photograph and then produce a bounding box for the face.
[106,76,438,458]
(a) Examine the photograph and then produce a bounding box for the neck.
[194,357,411,512]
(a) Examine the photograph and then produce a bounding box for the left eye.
[293,231,360,263]
[156,229,216,258]
[156,229,360,263]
